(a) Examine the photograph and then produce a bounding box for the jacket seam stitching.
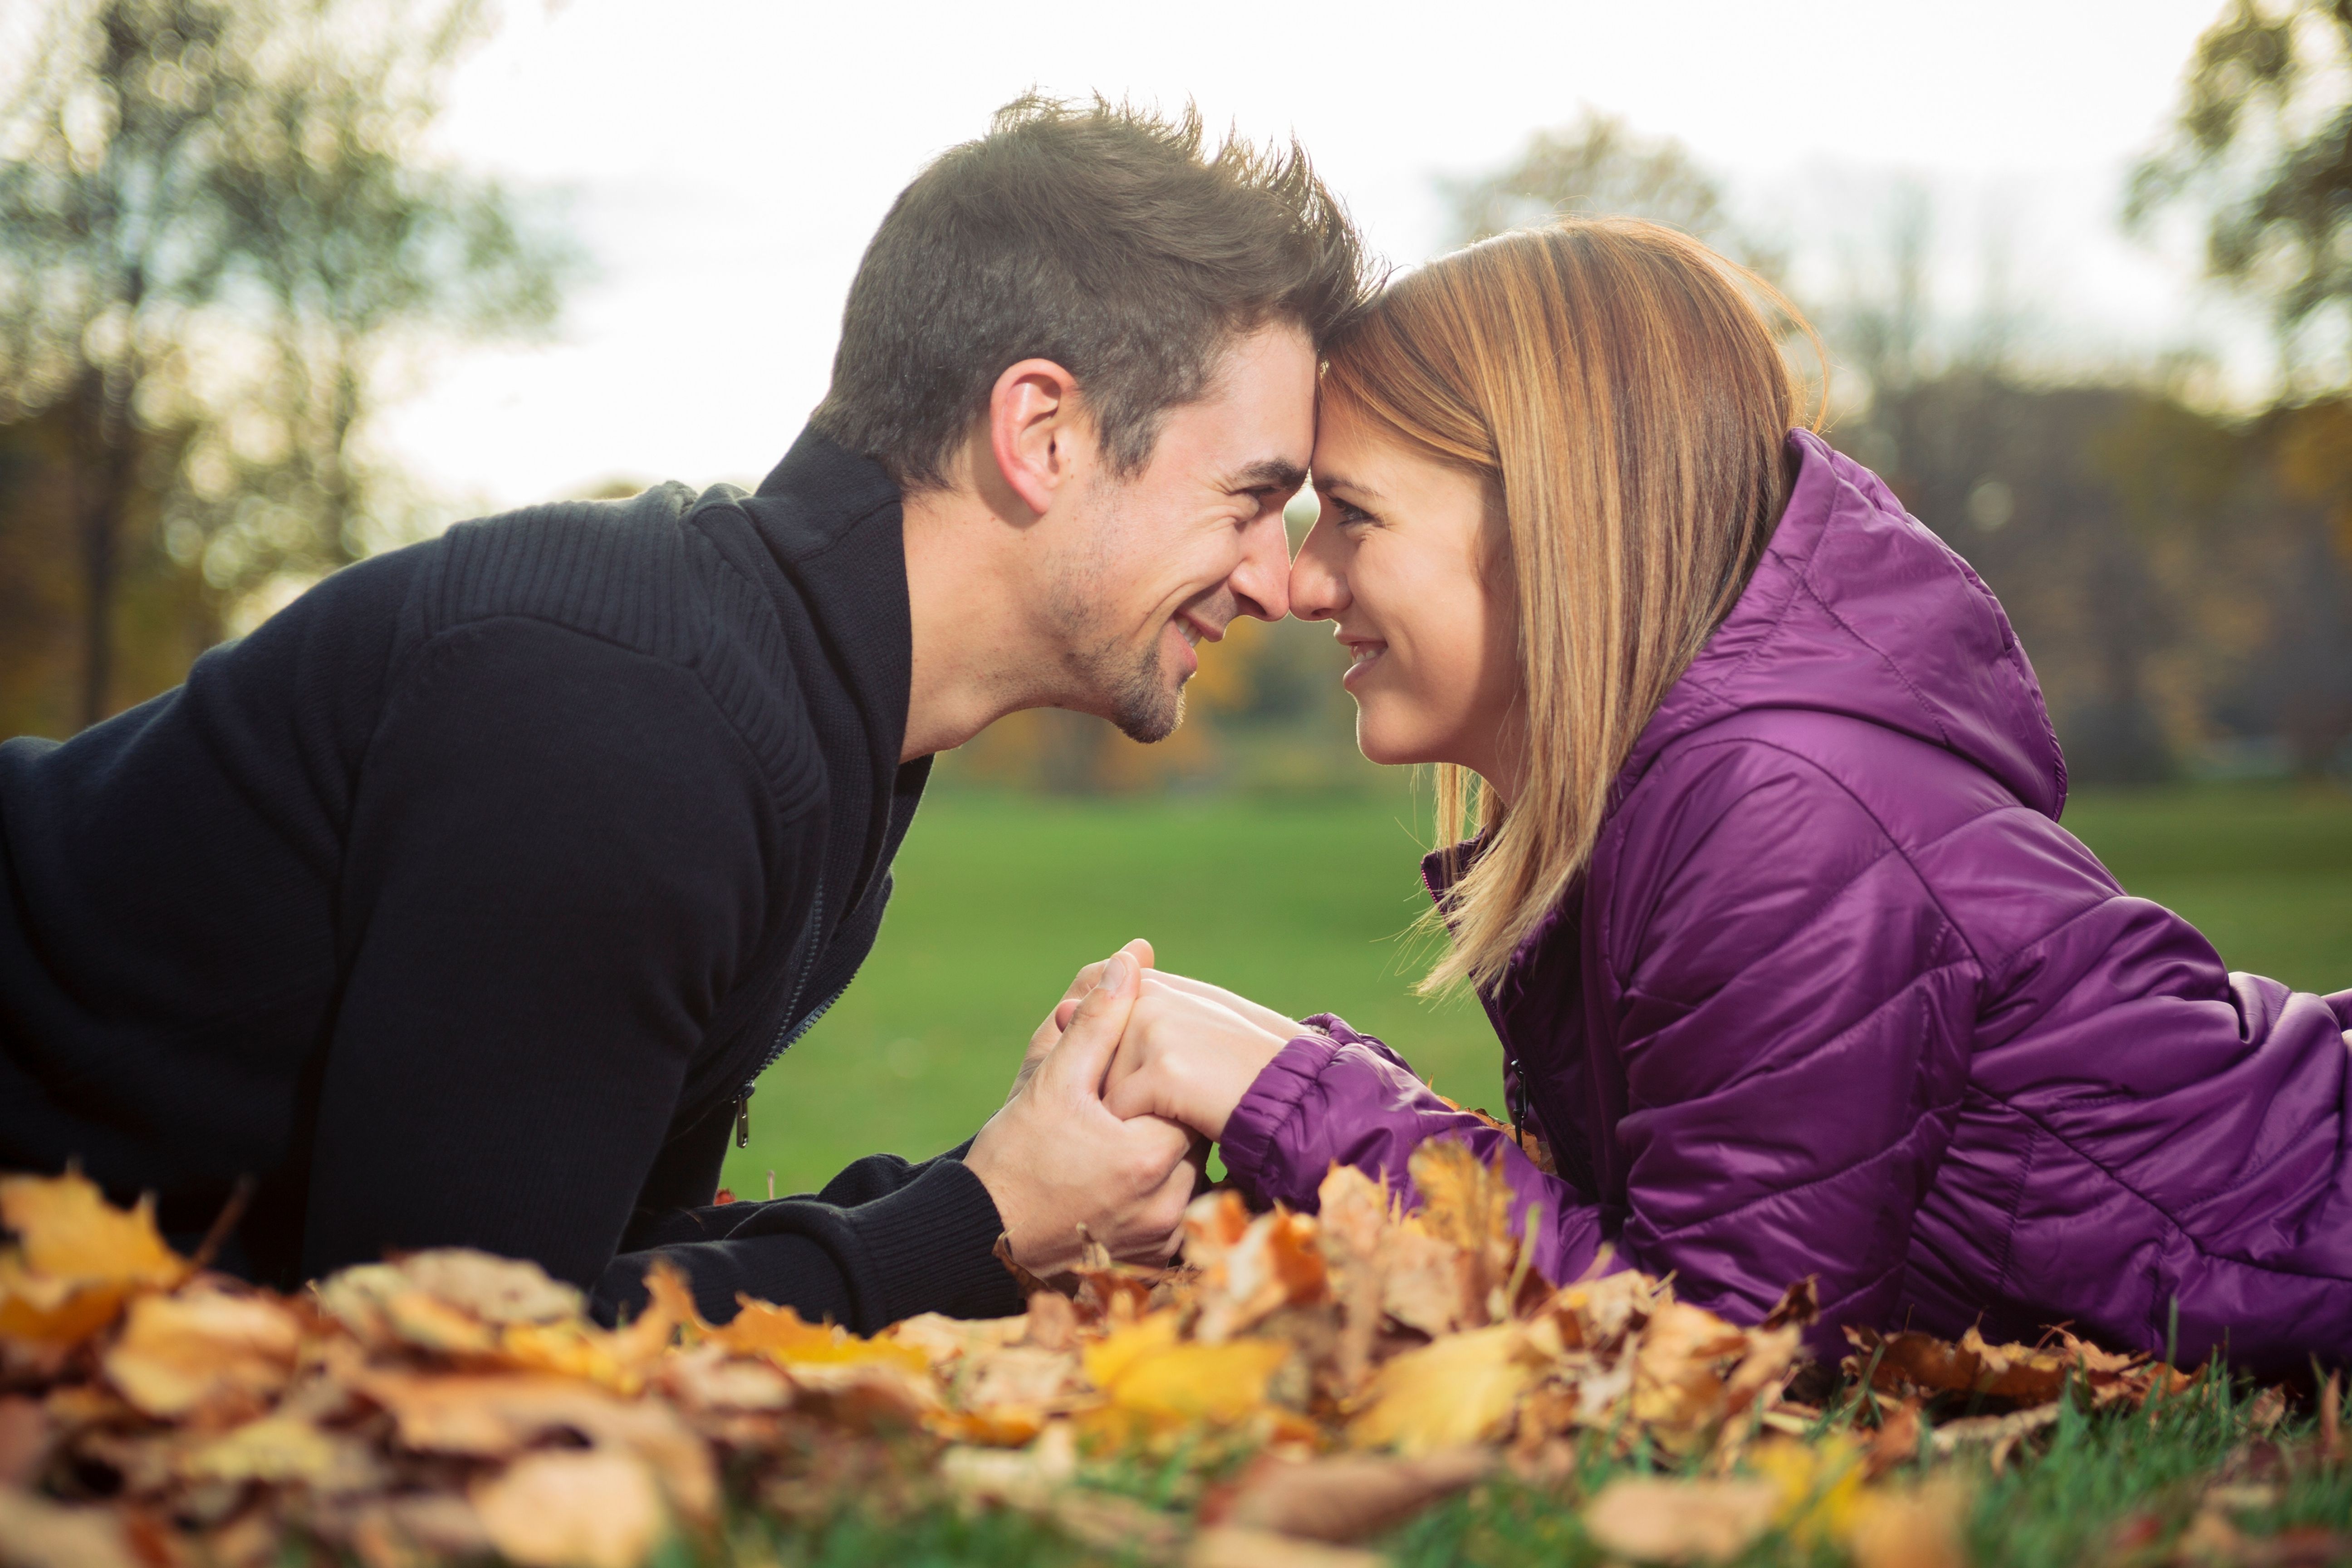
[1621,734,1989,974]
[1642,1113,1936,1241]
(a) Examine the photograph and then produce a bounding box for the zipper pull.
[1506,1058,1526,1150]
[733,1086,755,1149]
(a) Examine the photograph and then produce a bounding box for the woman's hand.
[1100,979,1291,1141]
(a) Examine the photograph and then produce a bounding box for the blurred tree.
[0,0,570,732]
[2130,0,2352,384]
[1445,108,1785,279]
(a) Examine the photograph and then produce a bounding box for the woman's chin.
[1353,714,1439,769]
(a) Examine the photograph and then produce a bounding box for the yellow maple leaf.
[1081,1309,1291,1431]
[709,1298,928,1373]
[1347,1323,1538,1454]
[0,1171,187,1346]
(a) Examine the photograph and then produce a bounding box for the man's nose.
[1229,510,1293,622]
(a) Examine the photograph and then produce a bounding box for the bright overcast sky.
[377,0,2249,513]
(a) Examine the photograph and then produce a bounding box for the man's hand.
[1099,980,1291,1141]
[965,947,1200,1273]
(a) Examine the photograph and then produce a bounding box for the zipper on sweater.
[727,877,875,1151]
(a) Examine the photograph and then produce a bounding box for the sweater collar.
[735,428,926,918]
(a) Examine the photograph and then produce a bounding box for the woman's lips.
[1340,640,1386,688]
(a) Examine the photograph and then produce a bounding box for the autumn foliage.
[0,1155,2336,1568]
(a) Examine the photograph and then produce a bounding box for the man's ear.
[987,358,1089,519]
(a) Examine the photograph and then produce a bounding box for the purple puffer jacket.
[1223,430,2352,1376]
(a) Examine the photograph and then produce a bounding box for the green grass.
[726,779,2352,1200]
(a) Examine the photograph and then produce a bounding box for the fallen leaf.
[1348,1324,1535,1454]
[0,1398,49,1487]
[387,1249,587,1325]
[1863,1400,1924,1478]
[1373,1222,1477,1338]
[1845,1475,1969,1568]
[353,1368,715,1521]
[1208,1447,1491,1542]
[1582,1475,1780,1564]
[1084,1311,1293,1433]
[710,1299,927,1373]
[1186,1524,1386,1568]
[0,1173,186,1346]
[1630,1300,1757,1451]
[1192,1205,1327,1344]
[0,1486,141,1568]
[939,1421,1078,1510]
[180,1411,386,1493]
[473,1449,665,1568]
[102,1288,300,1421]
[1409,1139,1518,1313]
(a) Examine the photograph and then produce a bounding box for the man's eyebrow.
[1222,458,1309,493]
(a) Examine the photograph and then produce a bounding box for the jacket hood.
[1615,429,2068,819]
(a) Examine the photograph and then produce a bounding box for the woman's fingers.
[1142,969,1303,1040]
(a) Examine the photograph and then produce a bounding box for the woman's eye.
[1333,500,1374,527]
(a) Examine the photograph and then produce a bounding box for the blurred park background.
[5,0,2352,1191]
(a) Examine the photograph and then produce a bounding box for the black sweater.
[0,429,1024,1331]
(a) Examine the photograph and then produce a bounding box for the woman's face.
[1291,399,1524,798]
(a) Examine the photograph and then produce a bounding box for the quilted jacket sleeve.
[1219,1017,1613,1289]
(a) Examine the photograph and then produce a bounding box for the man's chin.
[1112,686,1184,745]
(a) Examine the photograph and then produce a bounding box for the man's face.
[1044,323,1318,742]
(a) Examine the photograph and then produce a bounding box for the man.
[0,96,1368,1328]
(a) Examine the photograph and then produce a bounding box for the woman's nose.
[1288,516,1348,622]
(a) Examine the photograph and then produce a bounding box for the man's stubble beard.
[1049,485,1186,746]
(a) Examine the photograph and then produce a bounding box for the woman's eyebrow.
[1312,471,1381,501]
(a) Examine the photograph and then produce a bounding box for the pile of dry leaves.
[0,1144,2283,1568]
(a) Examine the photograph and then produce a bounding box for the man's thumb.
[1044,952,1137,1095]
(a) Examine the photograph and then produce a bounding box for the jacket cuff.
[842,1157,1026,1324]
[1220,1033,1344,1210]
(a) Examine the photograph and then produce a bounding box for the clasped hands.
[962,938,1301,1275]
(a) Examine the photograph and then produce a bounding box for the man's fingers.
[1039,950,1142,1097]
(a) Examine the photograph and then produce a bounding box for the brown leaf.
[1374,1223,1477,1338]
[474,1449,666,1568]
[1582,1475,1780,1564]
[1186,1525,1386,1568]
[0,1486,142,1568]
[1023,1290,1078,1353]
[1846,1475,1969,1568]
[1208,1448,1491,1542]
[102,1287,301,1422]
[1630,1300,1755,1449]
[352,1368,715,1522]
[1192,1204,1327,1344]
[1863,1400,1924,1479]
[0,1398,49,1488]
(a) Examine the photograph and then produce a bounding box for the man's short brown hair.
[810,94,1371,491]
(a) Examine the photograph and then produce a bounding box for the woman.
[1097,216,2352,1375]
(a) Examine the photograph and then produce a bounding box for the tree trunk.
[71,372,138,731]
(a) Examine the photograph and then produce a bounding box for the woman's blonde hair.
[1319,217,1822,995]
